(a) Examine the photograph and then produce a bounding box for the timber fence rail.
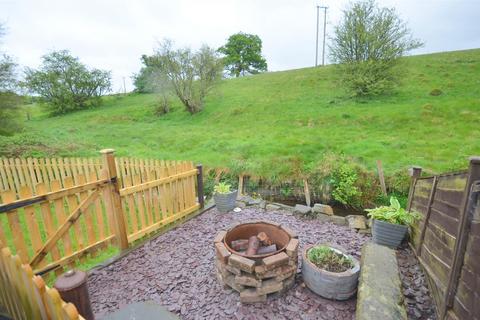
[407,157,480,320]
[0,240,85,320]
[0,150,203,276]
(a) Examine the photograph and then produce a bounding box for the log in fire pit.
[214,221,299,303]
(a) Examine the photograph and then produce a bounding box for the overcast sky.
[1,0,479,92]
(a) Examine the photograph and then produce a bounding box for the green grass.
[5,49,480,178]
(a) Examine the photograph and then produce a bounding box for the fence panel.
[408,157,480,320]
[119,161,199,243]
[0,241,85,320]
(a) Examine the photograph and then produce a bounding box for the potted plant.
[366,196,420,248]
[302,243,360,300]
[213,182,237,213]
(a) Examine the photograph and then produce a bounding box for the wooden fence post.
[196,164,205,209]
[407,166,422,211]
[442,156,480,318]
[100,149,129,251]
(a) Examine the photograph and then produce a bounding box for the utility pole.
[122,77,126,95]
[315,5,328,67]
[315,5,320,67]
[322,6,328,66]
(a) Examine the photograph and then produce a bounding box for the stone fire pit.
[214,221,299,303]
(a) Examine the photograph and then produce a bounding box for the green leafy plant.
[214,182,232,194]
[331,163,362,208]
[307,245,353,273]
[365,196,420,226]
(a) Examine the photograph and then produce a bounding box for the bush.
[330,0,422,96]
[24,50,111,115]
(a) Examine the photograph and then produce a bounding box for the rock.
[358,229,371,235]
[266,204,281,212]
[356,243,407,320]
[312,203,334,216]
[237,195,261,206]
[293,204,311,215]
[235,201,246,208]
[259,200,267,209]
[346,215,367,230]
[316,213,347,226]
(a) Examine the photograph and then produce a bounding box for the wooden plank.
[19,158,31,189]
[133,175,147,231]
[19,186,43,257]
[9,158,21,195]
[29,188,100,267]
[3,158,15,193]
[26,158,38,193]
[32,158,44,184]
[15,158,26,188]
[127,203,200,243]
[36,183,61,267]
[0,158,10,191]
[75,174,89,264]
[50,158,61,183]
[90,171,104,242]
[2,190,29,262]
[122,175,138,235]
[417,176,438,255]
[45,158,55,184]
[50,181,73,260]
[62,177,83,255]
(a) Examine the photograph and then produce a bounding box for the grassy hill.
[3,49,480,180]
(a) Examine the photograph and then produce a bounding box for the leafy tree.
[0,23,21,136]
[329,0,422,96]
[24,50,111,115]
[218,32,267,77]
[140,40,223,114]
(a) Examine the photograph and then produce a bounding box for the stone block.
[256,264,295,279]
[240,288,267,303]
[215,242,231,264]
[225,264,242,275]
[214,230,227,243]
[294,204,311,215]
[282,274,296,291]
[286,238,299,257]
[229,254,255,273]
[235,274,262,288]
[257,278,283,295]
[266,204,281,211]
[275,268,295,282]
[317,213,347,226]
[259,200,267,209]
[262,252,289,270]
[356,243,407,320]
[346,215,367,230]
[235,201,246,208]
[313,203,334,215]
[224,273,245,293]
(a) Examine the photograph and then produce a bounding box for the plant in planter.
[213,182,238,213]
[302,244,360,300]
[366,196,420,248]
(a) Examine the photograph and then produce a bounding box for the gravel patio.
[88,206,370,320]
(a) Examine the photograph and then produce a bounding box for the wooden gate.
[0,149,203,276]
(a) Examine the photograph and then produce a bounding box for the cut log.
[231,239,249,251]
[246,236,260,256]
[257,244,277,255]
[257,232,272,246]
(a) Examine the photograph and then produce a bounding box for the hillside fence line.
[0,150,203,276]
[407,157,480,320]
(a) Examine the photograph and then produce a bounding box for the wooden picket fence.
[0,240,85,319]
[0,150,203,276]
[0,156,180,197]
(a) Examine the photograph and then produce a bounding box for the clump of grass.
[430,88,443,96]
[307,245,353,273]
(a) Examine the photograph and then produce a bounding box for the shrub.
[24,50,111,115]
[330,0,422,96]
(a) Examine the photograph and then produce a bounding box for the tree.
[139,40,223,114]
[0,23,21,136]
[24,50,111,115]
[329,0,422,96]
[218,32,267,77]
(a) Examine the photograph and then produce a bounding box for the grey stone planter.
[302,244,360,300]
[213,190,238,213]
[371,219,408,249]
